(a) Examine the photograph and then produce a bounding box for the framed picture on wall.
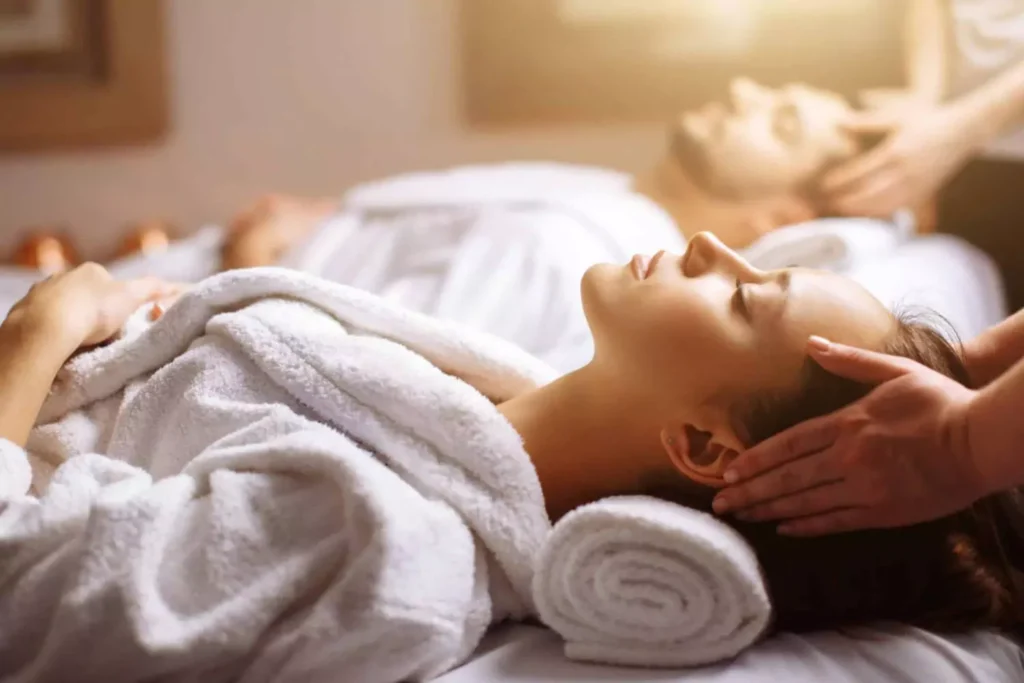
[0,0,167,151]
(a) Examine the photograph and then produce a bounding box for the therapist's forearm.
[966,355,1024,493]
[0,314,76,447]
[964,308,1024,387]
[906,0,948,101]
[955,57,1024,145]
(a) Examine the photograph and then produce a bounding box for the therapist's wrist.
[962,386,1023,497]
[962,337,995,388]
[943,97,992,153]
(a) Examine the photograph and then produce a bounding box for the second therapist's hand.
[820,103,979,218]
[711,338,988,536]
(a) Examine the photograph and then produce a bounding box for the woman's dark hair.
[654,315,1024,635]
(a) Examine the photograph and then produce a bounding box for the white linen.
[740,212,914,272]
[844,234,1007,342]
[533,497,771,668]
[2,268,556,683]
[436,624,1024,683]
[283,164,685,373]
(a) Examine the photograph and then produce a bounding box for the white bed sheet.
[842,233,1007,343]
[437,625,1022,683]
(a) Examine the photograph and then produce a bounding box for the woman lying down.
[0,233,1021,681]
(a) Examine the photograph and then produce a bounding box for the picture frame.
[0,0,168,151]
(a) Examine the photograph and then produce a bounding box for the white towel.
[2,268,556,683]
[741,212,914,272]
[533,496,772,668]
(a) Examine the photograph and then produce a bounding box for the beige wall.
[0,0,663,257]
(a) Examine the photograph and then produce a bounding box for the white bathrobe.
[0,268,555,683]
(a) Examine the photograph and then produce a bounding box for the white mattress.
[437,625,1022,683]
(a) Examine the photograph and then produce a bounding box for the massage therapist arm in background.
[707,335,1024,536]
[0,265,174,446]
[822,0,1024,216]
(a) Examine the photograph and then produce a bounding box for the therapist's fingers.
[820,146,894,196]
[733,481,853,523]
[722,413,841,486]
[838,109,900,136]
[714,448,844,515]
[829,170,907,217]
[807,338,920,384]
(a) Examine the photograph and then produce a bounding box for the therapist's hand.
[821,103,979,218]
[711,338,988,536]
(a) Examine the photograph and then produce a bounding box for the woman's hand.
[0,264,175,447]
[5,263,177,355]
[708,338,988,536]
[820,102,980,217]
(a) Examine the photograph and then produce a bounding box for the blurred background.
[0,0,904,259]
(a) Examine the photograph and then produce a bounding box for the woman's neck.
[497,363,673,521]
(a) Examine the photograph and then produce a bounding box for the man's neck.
[632,158,765,249]
[497,363,675,521]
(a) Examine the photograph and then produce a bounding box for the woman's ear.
[660,423,741,489]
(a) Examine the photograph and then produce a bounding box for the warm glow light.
[557,0,873,25]
[557,0,753,24]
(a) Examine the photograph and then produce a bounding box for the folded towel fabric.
[741,213,914,272]
[533,496,772,668]
[5,268,556,682]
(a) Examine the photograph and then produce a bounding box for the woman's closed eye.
[773,102,803,146]
[733,278,751,321]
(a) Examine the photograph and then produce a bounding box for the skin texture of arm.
[965,351,1024,492]
[0,316,77,447]
[906,0,948,102]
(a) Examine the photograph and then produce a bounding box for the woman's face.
[581,233,894,445]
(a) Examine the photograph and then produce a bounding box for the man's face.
[676,78,857,198]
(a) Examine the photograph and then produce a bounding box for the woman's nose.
[684,232,760,280]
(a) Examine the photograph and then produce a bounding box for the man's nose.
[730,78,766,113]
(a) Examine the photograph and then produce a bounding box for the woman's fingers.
[715,446,843,514]
[125,277,175,302]
[820,142,894,195]
[829,168,907,217]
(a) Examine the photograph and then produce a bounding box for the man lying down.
[124,78,933,372]
[1,232,1021,681]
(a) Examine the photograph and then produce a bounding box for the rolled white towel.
[533,496,772,668]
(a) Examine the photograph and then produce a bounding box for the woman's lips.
[631,250,666,280]
[631,254,651,280]
[646,250,666,278]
